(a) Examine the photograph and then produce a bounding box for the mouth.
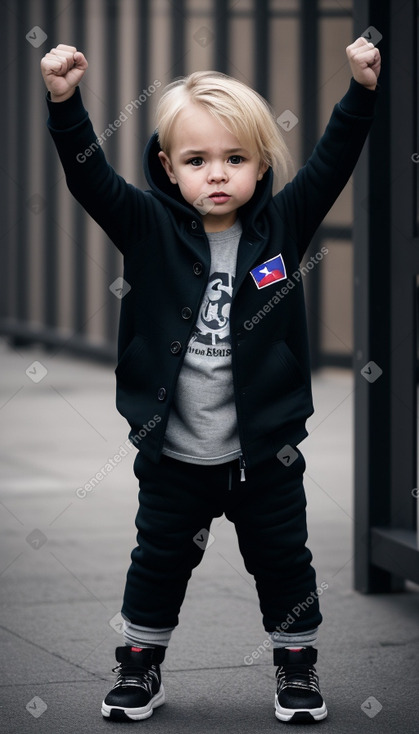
[209,192,231,203]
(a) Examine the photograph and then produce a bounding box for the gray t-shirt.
[162,219,242,464]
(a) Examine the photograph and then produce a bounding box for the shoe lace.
[276,663,320,694]
[111,663,158,692]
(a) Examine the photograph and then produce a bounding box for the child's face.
[158,102,268,232]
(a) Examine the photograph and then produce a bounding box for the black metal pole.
[300,0,321,370]
[214,0,229,74]
[254,0,269,99]
[104,0,121,344]
[353,0,400,592]
[72,0,87,343]
[171,0,186,79]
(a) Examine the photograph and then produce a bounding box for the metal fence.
[1,0,354,366]
[353,0,419,591]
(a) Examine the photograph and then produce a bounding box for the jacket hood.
[143,131,273,239]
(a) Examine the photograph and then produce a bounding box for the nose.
[207,160,228,184]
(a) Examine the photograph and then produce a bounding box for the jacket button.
[170,340,182,354]
[191,220,198,229]
[157,387,167,401]
[193,262,203,275]
[181,307,192,320]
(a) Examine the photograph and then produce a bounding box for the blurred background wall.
[0,0,355,368]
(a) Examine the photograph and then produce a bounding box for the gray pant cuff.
[269,626,318,648]
[122,619,174,648]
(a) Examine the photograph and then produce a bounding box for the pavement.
[0,335,418,734]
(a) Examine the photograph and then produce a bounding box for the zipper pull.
[239,455,246,482]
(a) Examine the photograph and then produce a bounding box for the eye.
[228,155,244,164]
[187,157,203,166]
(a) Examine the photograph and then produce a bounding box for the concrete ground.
[0,336,418,734]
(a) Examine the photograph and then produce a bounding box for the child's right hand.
[41,44,88,102]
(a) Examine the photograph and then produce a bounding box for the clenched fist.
[346,37,381,90]
[41,44,88,102]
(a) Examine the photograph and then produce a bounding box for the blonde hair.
[155,70,293,186]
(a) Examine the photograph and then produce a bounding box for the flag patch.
[250,253,287,289]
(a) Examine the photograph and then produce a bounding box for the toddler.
[41,35,380,723]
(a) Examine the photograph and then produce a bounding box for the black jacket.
[46,78,377,468]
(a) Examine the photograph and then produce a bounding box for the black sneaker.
[274,646,327,723]
[101,645,166,721]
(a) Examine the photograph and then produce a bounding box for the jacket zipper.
[230,295,250,477]
[239,454,246,482]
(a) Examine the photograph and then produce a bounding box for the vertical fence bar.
[388,0,417,535]
[138,0,151,184]
[16,0,30,332]
[300,0,321,370]
[353,0,400,592]
[255,0,269,99]
[0,3,12,326]
[72,0,87,343]
[171,0,186,78]
[104,0,121,344]
[362,0,419,587]
[214,0,229,73]
[43,0,58,332]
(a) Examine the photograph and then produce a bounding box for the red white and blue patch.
[250,253,287,289]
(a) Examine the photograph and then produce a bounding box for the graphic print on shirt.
[188,271,234,356]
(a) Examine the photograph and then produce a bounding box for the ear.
[257,160,269,181]
[158,151,178,184]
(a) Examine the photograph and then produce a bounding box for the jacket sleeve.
[46,87,144,255]
[273,78,378,262]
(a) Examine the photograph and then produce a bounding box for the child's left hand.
[346,37,381,90]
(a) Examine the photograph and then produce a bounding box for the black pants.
[121,449,322,634]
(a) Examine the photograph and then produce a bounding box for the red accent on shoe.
[286,647,303,651]
[131,646,143,652]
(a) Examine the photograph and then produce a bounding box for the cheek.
[240,177,258,198]
[234,167,259,193]
[181,172,204,194]
[179,178,199,196]
[175,173,202,203]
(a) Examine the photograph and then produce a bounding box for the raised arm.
[274,37,381,261]
[41,44,143,255]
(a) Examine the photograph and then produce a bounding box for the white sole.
[275,694,328,722]
[101,684,165,721]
